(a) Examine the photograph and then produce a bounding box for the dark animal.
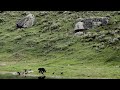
[17,69,33,77]
[24,69,28,74]
[61,72,63,74]
[17,72,21,75]
[38,68,46,74]
[52,72,55,74]
[24,69,33,74]
[17,71,26,77]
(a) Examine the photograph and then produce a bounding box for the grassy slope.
[0,11,120,79]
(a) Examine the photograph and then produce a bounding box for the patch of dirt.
[0,71,16,74]
[0,63,6,66]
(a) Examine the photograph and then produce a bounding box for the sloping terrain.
[0,11,120,79]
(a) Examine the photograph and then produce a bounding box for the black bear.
[38,68,46,74]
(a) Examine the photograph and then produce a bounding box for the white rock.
[74,21,85,30]
[74,31,84,36]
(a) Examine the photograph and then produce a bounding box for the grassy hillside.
[0,11,120,79]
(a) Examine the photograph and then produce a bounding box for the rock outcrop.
[74,21,85,31]
[74,17,110,32]
[16,12,35,28]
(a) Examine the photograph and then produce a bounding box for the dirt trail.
[0,71,15,74]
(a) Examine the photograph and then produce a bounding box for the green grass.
[0,11,120,79]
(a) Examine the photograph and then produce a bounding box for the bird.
[61,72,63,75]
[17,72,21,76]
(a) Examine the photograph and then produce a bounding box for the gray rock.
[74,17,109,32]
[16,12,35,28]
[83,20,93,29]
[74,22,87,33]
[74,31,84,36]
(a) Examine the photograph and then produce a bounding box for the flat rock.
[74,17,110,32]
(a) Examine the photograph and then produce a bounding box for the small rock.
[74,21,85,31]
[74,31,84,36]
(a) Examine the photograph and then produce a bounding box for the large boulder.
[74,17,110,32]
[82,17,109,28]
[16,12,35,28]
